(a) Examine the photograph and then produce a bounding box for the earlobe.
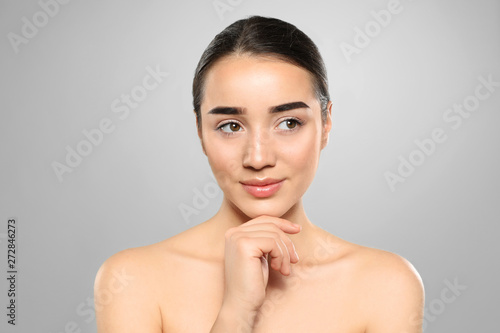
[321,101,333,150]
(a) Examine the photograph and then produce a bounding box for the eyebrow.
[207,101,310,115]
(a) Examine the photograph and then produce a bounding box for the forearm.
[210,304,256,333]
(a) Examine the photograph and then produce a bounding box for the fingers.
[236,231,292,275]
[243,215,302,234]
[225,216,301,276]
[238,220,300,263]
[275,237,292,275]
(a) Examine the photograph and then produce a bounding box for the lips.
[240,178,284,198]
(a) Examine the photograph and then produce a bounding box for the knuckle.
[270,231,280,240]
[265,222,281,231]
[237,236,252,249]
[272,240,284,253]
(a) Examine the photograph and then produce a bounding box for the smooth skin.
[94,54,424,332]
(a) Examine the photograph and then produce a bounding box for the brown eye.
[277,118,301,130]
[219,122,242,133]
[286,120,297,129]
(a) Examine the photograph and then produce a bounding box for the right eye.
[219,122,242,133]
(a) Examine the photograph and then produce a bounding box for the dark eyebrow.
[207,107,243,115]
[207,101,310,115]
[270,101,310,113]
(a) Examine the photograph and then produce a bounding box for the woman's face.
[198,54,332,219]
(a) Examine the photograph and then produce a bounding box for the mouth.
[240,178,285,198]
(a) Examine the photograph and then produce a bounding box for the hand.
[221,215,301,315]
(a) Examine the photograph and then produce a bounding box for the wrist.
[211,302,257,333]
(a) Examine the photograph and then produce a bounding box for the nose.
[242,129,276,170]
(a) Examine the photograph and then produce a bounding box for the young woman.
[95,16,424,332]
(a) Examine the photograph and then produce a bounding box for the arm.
[210,302,257,333]
[210,216,301,332]
[94,249,162,333]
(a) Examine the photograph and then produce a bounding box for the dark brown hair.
[192,15,330,128]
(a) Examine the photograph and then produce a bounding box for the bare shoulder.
[95,245,159,288]
[328,236,424,295]
[314,228,423,290]
[94,244,166,332]
[94,226,201,292]
[343,242,425,331]
[310,227,424,331]
[93,226,202,333]
[93,223,211,309]
[354,245,423,287]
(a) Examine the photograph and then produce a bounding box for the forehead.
[201,54,317,112]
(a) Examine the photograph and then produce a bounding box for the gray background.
[1,0,499,332]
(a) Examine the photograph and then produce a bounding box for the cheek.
[204,140,240,188]
[281,130,322,173]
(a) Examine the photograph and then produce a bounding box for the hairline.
[196,51,327,128]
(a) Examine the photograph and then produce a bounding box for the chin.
[236,199,296,220]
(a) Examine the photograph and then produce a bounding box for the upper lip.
[240,178,284,186]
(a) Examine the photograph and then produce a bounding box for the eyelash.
[216,117,304,136]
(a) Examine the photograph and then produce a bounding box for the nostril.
[242,142,276,170]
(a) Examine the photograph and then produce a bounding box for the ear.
[195,111,207,155]
[321,101,333,150]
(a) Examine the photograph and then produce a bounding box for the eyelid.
[215,119,245,135]
[216,119,244,129]
[275,116,304,131]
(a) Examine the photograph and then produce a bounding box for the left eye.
[277,119,300,130]
[219,122,242,133]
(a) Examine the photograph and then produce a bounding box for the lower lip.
[241,180,284,198]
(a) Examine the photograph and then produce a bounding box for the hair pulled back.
[192,15,330,127]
